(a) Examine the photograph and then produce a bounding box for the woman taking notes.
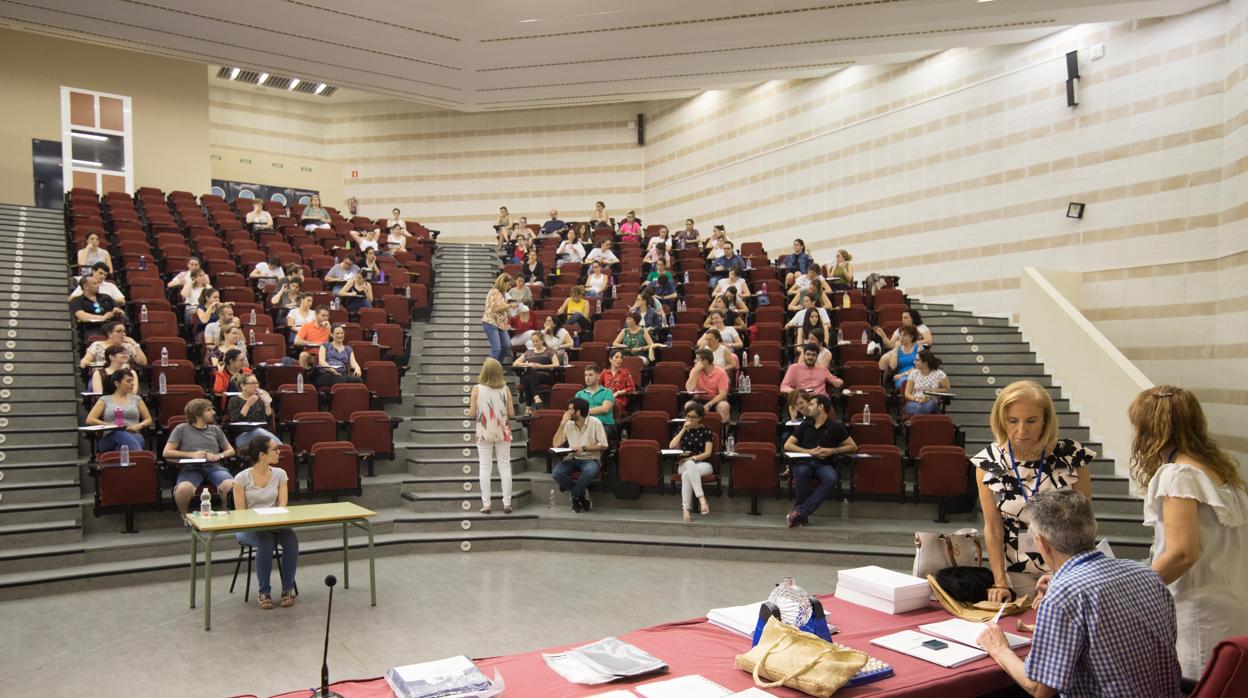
[1129,386,1248,679]
[972,380,1094,602]
[470,358,515,514]
[233,437,298,609]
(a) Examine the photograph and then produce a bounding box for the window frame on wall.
[59,86,134,195]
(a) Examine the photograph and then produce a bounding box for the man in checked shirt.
[977,489,1181,698]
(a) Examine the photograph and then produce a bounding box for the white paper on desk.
[79,424,117,431]
[549,447,572,454]
[636,675,732,698]
[706,602,764,637]
[253,507,288,515]
[178,458,208,464]
[919,618,1030,650]
[728,688,779,697]
[870,630,986,668]
[660,449,685,456]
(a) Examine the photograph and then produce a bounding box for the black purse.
[933,566,998,603]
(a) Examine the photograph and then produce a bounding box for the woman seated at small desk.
[234,437,299,609]
[84,370,152,453]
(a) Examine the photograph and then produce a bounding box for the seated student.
[494,206,512,249]
[781,239,814,288]
[630,286,668,332]
[207,326,249,372]
[513,332,559,413]
[541,209,568,238]
[589,201,610,229]
[70,276,126,336]
[521,254,545,288]
[84,370,152,453]
[167,257,202,290]
[556,229,587,265]
[194,288,225,336]
[902,350,949,415]
[712,267,751,300]
[285,294,316,337]
[645,259,678,304]
[977,489,1181,698]
[316,325,363,386]
[600,349,637,411]
[575,364,616,441]
[324,256,359,296]
[677,218,699,248]
[300,195,332,231]
[337,274,373,313]
[697,328,739,371]
[76,232,113,275]
[642,241,671,273]
[80,320,146,369]
[249,255,285,292]
[551,397,607,513]
[699,311,743,352]
[646,226,673,253]
[527,315,574,364]
[805,333,835,370]
[670,402,715,522]
[212,347,252,395]
[509,304,538,348]
[507,275,534,309]
[233,437,299,609]
[708,241,743,291]
[583,261,612,298]
[828,249,855,290]
[685,348,731,423]
[358,247,382,281]
[348,227,382,253]
[270,279,302,312]
[785,293,832,345]
[585,238,619,266]
[294,306,332,368]
[179,269,211,321]
[70,262,126,304]
[781,389,812,448]
[228,374,279,449]
[617,210,642,243]
[555,285,594,333]
[202,301,239,347]
[165,399,236,521]
[90,344,139,394]
[611,313,659,365]
[702,225,727,255]
[781,344,844,398]
[245,199,274,232]
[787,265,830,304]
[874,308,935,349]
[880,325,921,390]
[783,394,856,527]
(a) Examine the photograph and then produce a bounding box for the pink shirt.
[781,363,842,397]
[692,366,729,401]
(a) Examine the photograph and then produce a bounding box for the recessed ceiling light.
[977,0,996,3]
[288,78,300,90]
[257,72,269,84]
[314,83,327,95]
[228,67,240,80]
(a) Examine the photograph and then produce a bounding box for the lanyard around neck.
[1007,442,1048,501]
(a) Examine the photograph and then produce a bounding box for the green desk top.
[189,502,376,532]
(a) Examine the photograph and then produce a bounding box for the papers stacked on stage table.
[919,618,1030,650]
[384,655,504,698]
[706,601,765,637]
[543,637,668,685]
[835,566,931,614]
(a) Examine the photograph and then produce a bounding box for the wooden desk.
[188,502,377,630]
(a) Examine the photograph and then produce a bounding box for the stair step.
[0,479,81,504]
[0,519,81,550]
[400,487,534,513]
[0,499,83,524]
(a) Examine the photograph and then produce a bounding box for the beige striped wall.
[209,92,645,238]
[640,1,1247,464]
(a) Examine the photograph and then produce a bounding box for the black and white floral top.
[971,438,1095,576]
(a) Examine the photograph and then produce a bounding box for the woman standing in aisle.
[481,273,513,362]
[1129,386,1248,679]
[972,380,1094,603]
[470,358,515,514]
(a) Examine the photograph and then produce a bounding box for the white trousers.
[477,441,512,506]
[510,330,534,347]
[678,460,713,510]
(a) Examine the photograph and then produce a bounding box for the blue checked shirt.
[1025,550,1181,697]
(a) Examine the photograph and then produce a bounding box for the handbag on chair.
[912,528,983,579]
[735,617,868,697]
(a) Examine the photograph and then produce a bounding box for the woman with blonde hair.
[971,380,1095,603]
[828,249,854,290]
[481,273,513,362]
[470,358,515,514]
[1129,386,1248,679]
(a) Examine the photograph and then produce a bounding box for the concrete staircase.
[0,205,83,560]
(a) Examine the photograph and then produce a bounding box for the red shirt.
[781,363,842,397]
[692,366,729,401]
[601,368,636,409]
[510,313,536,333]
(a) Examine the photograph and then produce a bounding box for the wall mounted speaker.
[637,113,645,146]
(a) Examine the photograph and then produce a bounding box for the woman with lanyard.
[972,380,1094,603]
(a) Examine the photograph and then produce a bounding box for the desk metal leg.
[204,535,214,631]
[342,522,350,590]
[189,532,198,609]
[366,520,376,606]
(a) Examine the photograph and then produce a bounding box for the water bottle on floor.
[548,489,556,509]
[200,489,212,516]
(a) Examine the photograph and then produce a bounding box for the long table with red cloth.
[247,595,1034,698]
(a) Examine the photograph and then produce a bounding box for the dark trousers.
[521,368,555,406]
[793,461,838,519]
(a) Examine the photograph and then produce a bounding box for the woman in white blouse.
[285,294,316,335]
[902,350,950,415]
[712,267,751,299]
[1129,386,1248,679]
[584,262,612,298]
[233,437,299,609]
[556,228,587,265]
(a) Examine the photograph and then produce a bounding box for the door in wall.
[32,139,63,209]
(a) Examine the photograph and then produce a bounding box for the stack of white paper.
[706,602,764,637]
[836,566,930,614]
[636,675,732,698]
[870,630,987,668]
[918,618,1030,650]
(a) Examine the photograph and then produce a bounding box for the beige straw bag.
[735,617,868,697]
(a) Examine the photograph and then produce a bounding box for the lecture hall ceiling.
[0,0,1220,110]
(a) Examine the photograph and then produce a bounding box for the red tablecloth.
[254,596,1033,698]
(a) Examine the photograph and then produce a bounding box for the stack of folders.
[384,655,502,698]
[870,619,1031,669]
[835,566,931,614]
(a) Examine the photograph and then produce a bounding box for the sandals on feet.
[699,497,711,515]
[682,509,692,522]
[280,591,295,608]
[480,505,492,514]
[258,593,275,610]
[503,505,513,514]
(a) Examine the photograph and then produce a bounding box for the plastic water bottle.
[860,330,868,345]
[753,353,760,367]
[757,283,769,306]
[249,308,257,324]
[573,331,581,348]
[743,375,752,393]
[140,304,149,323]
[404,285,411,299]
[842,293,851,309]
[611,284,617,299]
[736,372,744,392]
[161,347,169,366]
[683,270,690,283]
[248,329,256,345]
[139,255,147,271]
[548,488,556,509]
[331,296,340,310]
[113,407,125,428]
[296,372,305,392]
[158,372,167,395]
[372,331,380,346]
[200,489,212,516]
[725,435,736,455]
[746,256,753,270]
[119,444,130,467]
[665,333,673,348]
[837,327,844,344]
[378,269,386,284]
[862,404,871,426]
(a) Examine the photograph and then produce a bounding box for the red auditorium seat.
[348,410,396,477]
[291,411,337,457]
[849,412,895,447]
[642,384,680,420]
[627,411,671,445]
[308,442,362,499]
[363,361,400,402]
[905,414,958,461]
[852,444,904,501]
[617,439,662,488]
[735,412,778,445]
[916,445,972,521]
[90,449,160,533]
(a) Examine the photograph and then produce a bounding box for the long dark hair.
[917,349,942,370]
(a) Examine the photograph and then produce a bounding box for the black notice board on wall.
[211,179,319,207]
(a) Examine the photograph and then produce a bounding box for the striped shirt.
[1024,550,1181,698]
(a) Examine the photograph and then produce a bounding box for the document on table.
[918,618,1031,650]
[660,449,685,456]
[871,630,987,668]
[253,507,288,515]
[636,675,732,698]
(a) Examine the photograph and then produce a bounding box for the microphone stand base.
[312,689,344,698]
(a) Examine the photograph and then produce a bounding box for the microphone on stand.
[313,575,344,698]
